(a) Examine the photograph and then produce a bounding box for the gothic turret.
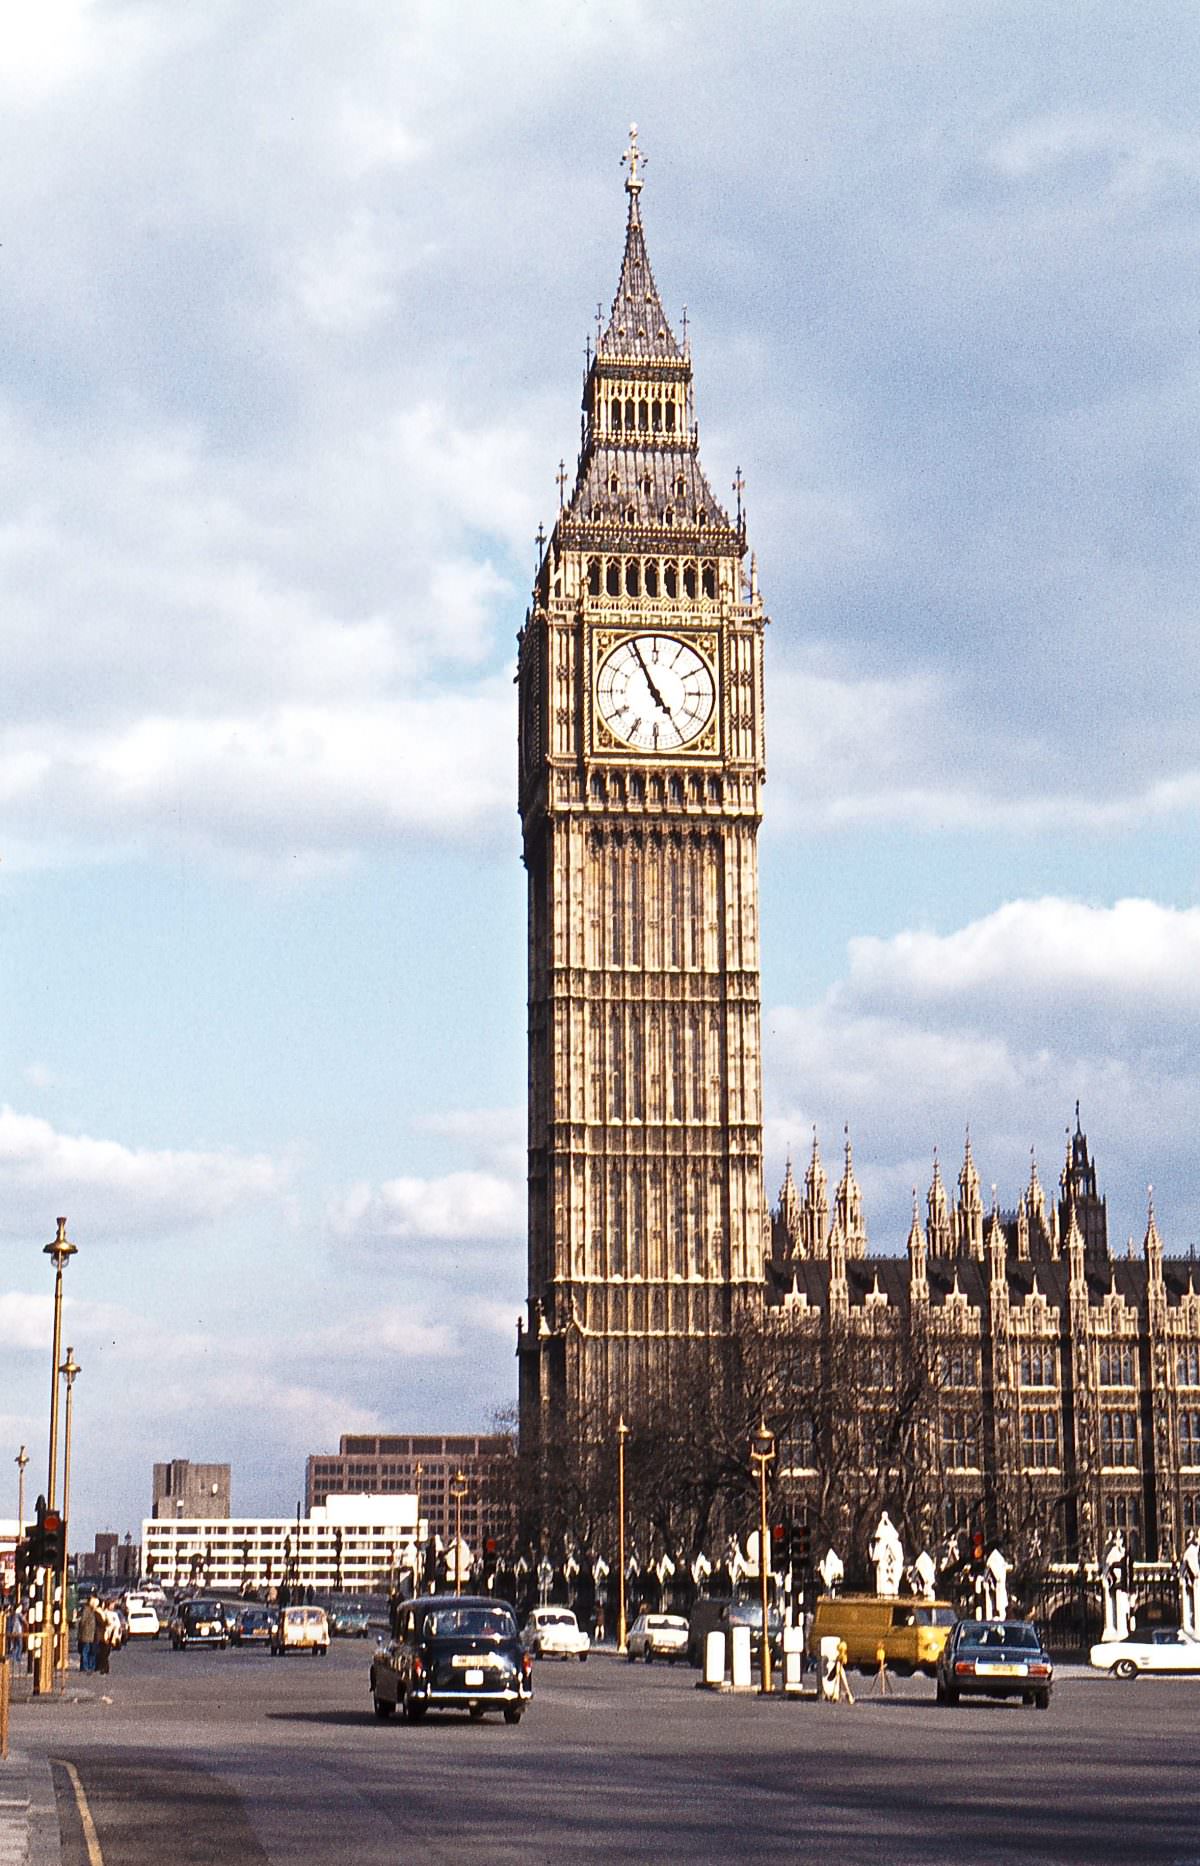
[801,1130,830,1259]
[927,1151,953,1256]
[1058,1103,1109,1264]
[773,1154,802,1258]
[956,1131,985,1260]
[833,1129,868,1259]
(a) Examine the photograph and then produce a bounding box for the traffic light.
[40,1509,64,1571]
[770,1523,787,1572]
[794,1523,813,1572]
[483,1536,498,1580]
[971,1529,986,1571]
[14,1537,32,1594]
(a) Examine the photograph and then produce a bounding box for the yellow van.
[809,1596,957,1674]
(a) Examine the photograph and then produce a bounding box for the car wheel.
[469,1706,485,1722]
[935,1679,946,1704]
[403,1688,427,1724]
[1035,1689,1050,1710]
[373,1695,395,1719]
[626,1649,636,1663]
[579,1652,588,1662]
[503,1706,524,1725]
[645,1650,653,1664]
[944,1685,959,1706]
[1113,1659,1138,1681]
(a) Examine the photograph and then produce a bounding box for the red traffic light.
[771,1522,786,1544]
[971,1530,986,1563]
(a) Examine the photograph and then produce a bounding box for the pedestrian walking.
[78,1594,100,1672]
[94,1600,120,1675]
[7,1602,25,1660]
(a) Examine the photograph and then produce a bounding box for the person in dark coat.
[78,1595,100,1672]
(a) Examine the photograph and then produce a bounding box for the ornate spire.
[801,1128,830,1259]
[956,1129,984,1260]
[907,1188,929,1303]
[1144,1184,1165,1282]
[775,1154,802,1256]
[599,126,683,365]
[833,1126,867,1258]
[927,1150,953,1256]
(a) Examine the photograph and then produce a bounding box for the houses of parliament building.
[516,132,1198,1563]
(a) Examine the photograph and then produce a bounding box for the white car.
[521,1607,590,1661]
[626,1612,689,1663]
[1089,1626,1200,1678]
[121,1594,161,1639]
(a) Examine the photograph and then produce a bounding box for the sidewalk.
[0,1749,59,1866]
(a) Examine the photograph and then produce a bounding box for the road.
[9,1638,1200,1864]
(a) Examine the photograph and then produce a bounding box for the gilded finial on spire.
[622,122,646,197]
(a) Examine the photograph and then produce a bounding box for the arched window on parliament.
[702,562,716,599]
[688,851,704,968]
[683,563,697,598]
[644,560,659,597]
[588,557,601,597]
[668,1018,683,1122]
[629,847,642,967]
[689,1015,705,1121]
[609,847,624,966]
[609,1165,625,1276]
[647,1010,662,1122]
[667,848,682,967]
[606,559,620,596]
[629,1167,643,1277]
[589,1011,604,1123]
[611,398,623,432]
[690,1180,705,1277]
[609,1009,624,1120]
[630,1013,644,1120]
[590,1171,603,1273]
[625,560,639,597]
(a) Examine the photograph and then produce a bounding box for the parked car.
[626,1612,689,1663]
[329,1603,371,1639]
[1090,1626,1200,1678]
[687,1596,783,1668]
[370,1595,532,1724]
[272,1606,329,1656]
[170,1599,228,1650]
[121,1594,161,1640]
[808,1595,957,1676]
[520,1606,591,1661]
[229,1606,274,1648]
[936,1619,1053,1707]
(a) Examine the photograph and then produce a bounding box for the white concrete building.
[140,1494,421,1594]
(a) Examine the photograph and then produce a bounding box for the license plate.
[464,1668,485,1687]
[977,1662,1024,1676]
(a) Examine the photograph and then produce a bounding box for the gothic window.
[1020,1344,1056,1388]
[707,777,721,802]
[588,557,601,596]
[1103,1494,1140,1534]
[641,474,652,496]
[684,564,697,598]
[590,774,606,802]
[625,398,635,429]
[609,1165,625,1276]
[690,1178,705,1277]
[606,560,620,596]
[665,563,678,597]
[688,854,704,967]
[668,1019,683,1121]
[612,398,623,431]
[702,562,716,598]
[609,1009,624,1121]
[644,562,658,597]
[675,476,686,498]
[1099,1344,1135,1387]
[665,401,676,433]
[629,1167,643,1276]
[788,1417,817,1470]
[625,560,639,597]
[860,1344,890,1389]
[1181,1410,1200,1467]
[630,775,644,803]
[1100,1410,1138,1468]
[651,400,662,432]
[1183,1495,1200,1532]
[664,508,675,529]
[589,1013,604,1122]
[630,1013,644,1120]
[1020,1410,1059,1469]
[1179,1345,1200,1386]
[589,1168,603,1264]
[629,848,642,968]
[609,848,624,967]
[940,1343,980,1387]
[609,472,619,494]
[689,1015,704,1120]
[667,850,682,967]
[647,1011,662,1121]
[941,1411,979,1470]
[638,399,648,431]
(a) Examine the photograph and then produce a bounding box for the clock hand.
[631,640,672,716]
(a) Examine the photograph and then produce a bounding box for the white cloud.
[0,1106,284,1239]
[329,1169,523,1244]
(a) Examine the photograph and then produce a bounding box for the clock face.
[596,634,716,752]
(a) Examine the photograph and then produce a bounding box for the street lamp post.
[57,1348,80,1672]
[39,1218,76,1693]
[15,1446,28,1538]
[616,1419,629,1654]
[450,1471,468,1594]
[751,1421,776,1696]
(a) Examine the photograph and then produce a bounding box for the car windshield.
[913,1607,957,1626]
[187,1602,221,1619]
[538,1612,574,1626]
[959,1623,1041,1650]
[427,1608,515,1640]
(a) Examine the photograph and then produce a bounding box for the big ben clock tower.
[517,130,768,1493]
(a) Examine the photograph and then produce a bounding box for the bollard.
[819,1634,841,1702]
[730,1623,752,1690]
[704,1628,726,1689]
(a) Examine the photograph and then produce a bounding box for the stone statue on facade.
[1179,1533,1200,1634]
[869,1512,905,1597]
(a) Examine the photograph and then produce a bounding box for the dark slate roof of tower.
[566,443,731,535]
[597,194,685,364]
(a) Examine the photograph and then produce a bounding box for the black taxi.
[369,1594,532,1725]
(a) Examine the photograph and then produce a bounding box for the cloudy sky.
[3,1,1198,1543]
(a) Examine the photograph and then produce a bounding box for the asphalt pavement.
[3,1640,1200,1863]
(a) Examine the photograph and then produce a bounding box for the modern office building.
[305,1434,510,1549]
[151,1459,231,1520]
[141,1494,419,1594]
